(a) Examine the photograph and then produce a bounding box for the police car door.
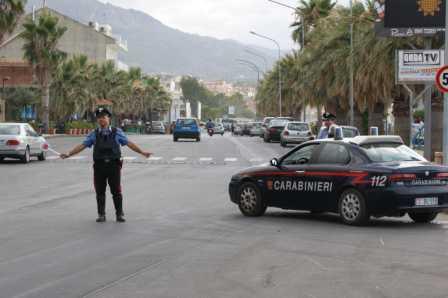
[273,143,320,209]
[306,143,352,211]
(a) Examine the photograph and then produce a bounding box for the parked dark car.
[263,119,289,143]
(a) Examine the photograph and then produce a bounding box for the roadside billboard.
[396,50,444,84]
[375,0,446,37]
[385,0,446,28]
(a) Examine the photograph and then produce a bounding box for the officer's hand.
[142,152,152,159]
[60,153,69,159]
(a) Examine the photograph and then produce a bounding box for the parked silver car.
[249,122,264,136]
[0,123,49,163]
[151,121,166,134]
[280,121,314,147]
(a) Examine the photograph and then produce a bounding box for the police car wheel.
[408,212,438,223]
[339,189,369,225]
[238,182,267,217]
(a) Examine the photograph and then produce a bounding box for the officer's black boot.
[96,195,106,222]
[113,195,125,222]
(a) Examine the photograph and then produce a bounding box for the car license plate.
[415,197,438,206]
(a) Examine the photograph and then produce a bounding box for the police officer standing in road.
[317,112,337,139]
[61,108,152,223]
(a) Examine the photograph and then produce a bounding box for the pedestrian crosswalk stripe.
[68,156,87,160]
[250,158,263,163]
[123,157,137,161]
[148,156,163,161]
[224,158,238,162]
[200,157,213,162]
[173,157,187,162]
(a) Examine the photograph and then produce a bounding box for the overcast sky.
[97,0,349,51]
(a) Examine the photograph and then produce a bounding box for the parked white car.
[0,123,49,163]
[280,121,315,147]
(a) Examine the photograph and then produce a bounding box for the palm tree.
[291,0,336,46]
[0,0,26,44]
[21,10,67,133]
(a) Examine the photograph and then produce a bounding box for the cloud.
[97,0,349,50]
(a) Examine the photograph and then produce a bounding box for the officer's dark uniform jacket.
[93,128,122,162]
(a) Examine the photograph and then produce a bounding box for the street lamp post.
[267,0,305,50]
[236,59,262,83]
[244,49,268,73]
[250,31,282,116]
[349,0,355,126]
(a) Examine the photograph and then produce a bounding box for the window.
[269,120,288,128]
[282,144,319,165]
[361,143,426,162]
[317,143,350,164]
[177,119,196,126]
[342,127,359,138]
[288,123,309,131]
[0,125,20,135]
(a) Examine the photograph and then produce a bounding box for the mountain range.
[25,0,277,81]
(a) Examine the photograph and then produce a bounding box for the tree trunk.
[354,107,366,135]
[42,83,50,134]
[368,102,385,134]
[393,94,410,145]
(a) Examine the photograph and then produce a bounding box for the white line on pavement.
[123,157,137,161]
[46,156,60,160]
[224,158,238,162]
[199,157,213,162]
[68,156,87,160]
[172,157,187,163]
[147,157,163,161]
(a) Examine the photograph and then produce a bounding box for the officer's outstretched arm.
[127,141,152,159]
[61,144,86,159]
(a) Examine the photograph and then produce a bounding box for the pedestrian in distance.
[61,108,152,223]
[317,112,337,139]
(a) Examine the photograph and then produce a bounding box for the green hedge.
[65,121,96,130]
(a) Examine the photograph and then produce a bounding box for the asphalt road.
[1,133,448,298]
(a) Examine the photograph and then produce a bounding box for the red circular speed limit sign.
[436,66,448,93]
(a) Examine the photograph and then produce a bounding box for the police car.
[229,134,448,225]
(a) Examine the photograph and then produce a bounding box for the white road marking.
[46,156,60,160]
[250,158,263,163]
[123,157,137,161]
[199,157,213,162]
[173,157,187,163]
[379,237,385,246]
[224,158,238,162]
[68,156,87,160]
[147,157,163,161]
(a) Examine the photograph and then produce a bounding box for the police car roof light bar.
[334,126,344,140]
[370,126,379,136]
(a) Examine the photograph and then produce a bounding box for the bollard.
[434,152,443,165]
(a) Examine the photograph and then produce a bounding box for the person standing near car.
[317,112,337,139]
[60,108,152,223]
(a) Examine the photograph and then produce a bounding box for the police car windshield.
[342,128,358,138]
[0,125,20,135]
[361,143,426,163]
[288,123,308,131]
